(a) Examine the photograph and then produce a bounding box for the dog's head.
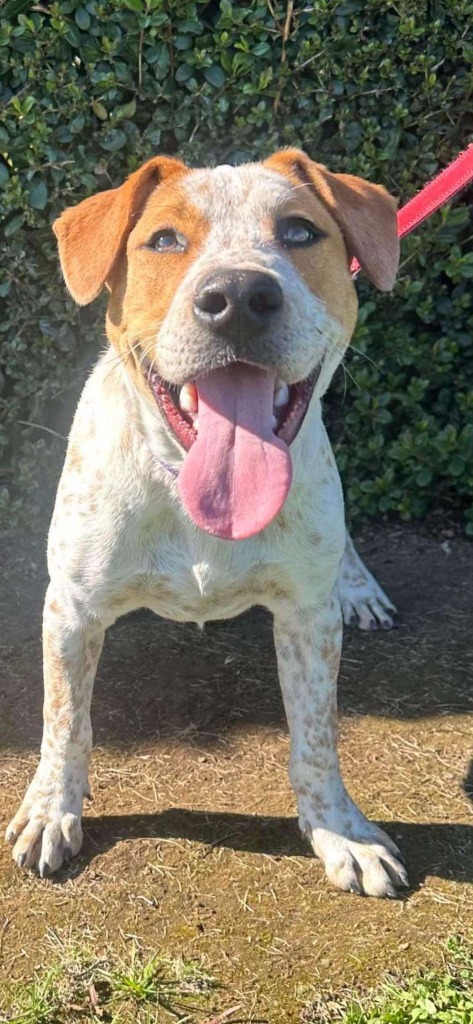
[54,149,398,540]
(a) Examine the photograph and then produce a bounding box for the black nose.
[193,269,283,334]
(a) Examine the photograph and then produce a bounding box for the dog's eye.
[148,229,186,252]
[277,217,325,248]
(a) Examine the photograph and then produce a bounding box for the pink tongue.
[178,364,292,540]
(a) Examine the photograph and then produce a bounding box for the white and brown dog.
[6,149,407,897]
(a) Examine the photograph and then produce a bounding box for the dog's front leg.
[273,598,408,897]
[6,585,104,876]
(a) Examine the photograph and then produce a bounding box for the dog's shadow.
[60,807,473,891]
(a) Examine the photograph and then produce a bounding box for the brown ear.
[52,155,187,305]
[266,149,399,291]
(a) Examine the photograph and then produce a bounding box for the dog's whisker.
[137,340,159,369]
[348,344,384,373]
[102,337,145,374]
[102,333,164,388]
[341,360,360,391]
[323,334,384,376]
[102,350,135,388]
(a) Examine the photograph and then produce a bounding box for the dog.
[6,148,406,897]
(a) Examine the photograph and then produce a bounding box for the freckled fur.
[7,150,406,897]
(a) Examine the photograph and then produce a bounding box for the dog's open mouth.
[145,361,319,541]
[147,365,319,452]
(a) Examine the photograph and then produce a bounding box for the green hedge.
[1,0,472,531]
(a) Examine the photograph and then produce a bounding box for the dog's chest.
[100,527,291,624]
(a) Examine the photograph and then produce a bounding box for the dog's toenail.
[349,615,357,626]
[6,830,16,845]
[17,853,27,868]
[385,885,398,899]
[40,862,50,878]
[63,845,72,861]
[382,619,392,630]
[369,618,377,630]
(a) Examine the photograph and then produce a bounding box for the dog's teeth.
[179,382,198,414]
[274,382,289,408]
[271,414,278,431]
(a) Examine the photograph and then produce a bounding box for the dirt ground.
[0,524,472,1021]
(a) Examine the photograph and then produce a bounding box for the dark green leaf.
[74,7,90,30]
[174,34,192,50]
[175,63,192,82]
[416,467,433,487]
[99,129,128,151]
[4,213,25,236]
[27,179,48,209]
[3,0,32,15]
[204,64,226,87]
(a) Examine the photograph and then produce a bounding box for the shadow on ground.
[0,526,472,754]
[62,809,472,889]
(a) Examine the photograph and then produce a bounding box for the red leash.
[350,143,473,278]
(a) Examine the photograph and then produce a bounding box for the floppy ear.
[52,155,187,305]
[266,149,399,291]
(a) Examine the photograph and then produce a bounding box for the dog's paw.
[309,816,408,897]
[337,557,397,630]
[6,768,85,876]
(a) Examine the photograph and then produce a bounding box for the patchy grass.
[4,935,473,1024]
[98,945,219,1015]
[1,932,224,1024]
[301,936,473,1024]
[1,966,64,1024]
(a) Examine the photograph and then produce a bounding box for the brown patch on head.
[53,155,188,305]
[264,150,358,337]
[111,178,211,398]
[53,154,209,404]
[266,148,399,293]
